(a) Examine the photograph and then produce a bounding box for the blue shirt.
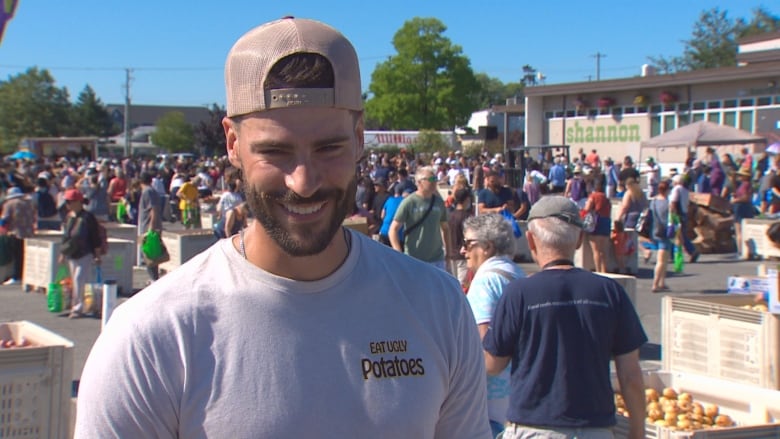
[548,165,566,187]
[477,187,514,209]
[483,268,647,428]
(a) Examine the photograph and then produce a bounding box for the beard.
[243,177,357,257]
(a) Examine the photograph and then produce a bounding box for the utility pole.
[123,68,133,157]
[590,52,606,81]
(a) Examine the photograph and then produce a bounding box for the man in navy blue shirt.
[477,170,514,214]
[483,196,647,439]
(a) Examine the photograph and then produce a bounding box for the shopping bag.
[83,266,103,315]
[142,230,170,265]
[47,265,70,313]
[500,209,522,238]
[673,245,685,273]
[116,199,128,223]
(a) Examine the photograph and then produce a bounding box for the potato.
[704,404,719,418]
[662,387,678,399]
[648,409,663,421]
[715,414,734,427]
[645,388,659,402]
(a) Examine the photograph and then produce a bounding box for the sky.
[0,0,770,108]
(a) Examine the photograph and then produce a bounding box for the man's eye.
[318,144,343,153]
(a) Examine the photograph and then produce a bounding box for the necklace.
[238,228,352,260]
[542,258,574,270]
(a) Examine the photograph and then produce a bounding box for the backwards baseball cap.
[225,16,363,117]
[63,189,84,202]
[527,196,583,228]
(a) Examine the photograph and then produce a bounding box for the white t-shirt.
[75,231,489,439]
[669,184,689,215]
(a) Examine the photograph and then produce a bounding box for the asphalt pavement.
[0,245,766,389]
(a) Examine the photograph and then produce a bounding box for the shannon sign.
[565,121,641,144]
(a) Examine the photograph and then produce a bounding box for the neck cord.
[238,228,352,260]
[542,258,574,270]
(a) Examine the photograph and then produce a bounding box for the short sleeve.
[482,285,523,358]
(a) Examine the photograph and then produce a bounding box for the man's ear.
[526,230,536,253]
[223,116,240,168]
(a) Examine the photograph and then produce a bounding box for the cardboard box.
[726,276,771,295]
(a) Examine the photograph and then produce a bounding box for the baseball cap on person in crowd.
[63,189,84,202]
[224,16,363,117]
[527,196,583,228]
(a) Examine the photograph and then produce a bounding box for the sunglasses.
[462,238,480,250]
[420,176,437,183]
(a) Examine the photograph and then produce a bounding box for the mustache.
[257,188,342,204]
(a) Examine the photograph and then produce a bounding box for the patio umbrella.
[767,142,780,155]
[8,150,35,160]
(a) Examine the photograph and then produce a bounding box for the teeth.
[284,203,324,215]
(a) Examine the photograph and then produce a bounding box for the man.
[446,188,473,287]
[548,157,567,193]
[669,174,700,263]
[368,177,389,236]
[477,170,514,214]
[482,196,647,439]
[137,171,163,281]
[0,186,34,285]
[618,156,640,186]
[389,166,450,270]
[643,156,660,198]
[76,17,488,438]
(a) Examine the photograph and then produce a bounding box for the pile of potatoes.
[0,337,34,349]
[741,301,768,312]
[615,387,735,431]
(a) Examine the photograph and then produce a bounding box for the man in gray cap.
[76,17,488,438]
[483,195,647,439]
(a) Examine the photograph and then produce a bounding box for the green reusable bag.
[673,245,684,273]
[46,265,69,313]
[116,200,128,223]
[142,230,163,259]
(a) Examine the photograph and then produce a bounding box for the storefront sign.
[565,121,641,143]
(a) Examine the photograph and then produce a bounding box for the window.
[739,111,753,132]
[589,109,599,117]
[651,116,661,137]
[693,102,706,110]
[678,103,690,112]
[692,113,705,122]
[545,112,554,119]
[678,114,690,126]
[723,111,736,127]
[707,112,720,123]
[739,98,754,107]
[636,106,648,114]
[624,107,636,114]
[663,114,676,132]
[651,105,662,114]
[724,99,737,108]
[757,97,771,106]
[612,107,623,116]
[708,101,722,109]
[554,111,565,118]
[566,110,576,118]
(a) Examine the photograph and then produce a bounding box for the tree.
[194,103,226,157]
[151,112,194,153]
[649,7,780,73]
[409,129,451,154]
[365,17,480,131]
[0,67,71,151]
[71,85,118,137]
[521,65,537,86]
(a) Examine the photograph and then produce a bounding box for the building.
[523,31,780,164]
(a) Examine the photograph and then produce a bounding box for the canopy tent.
[639,121,767,166]
[641,121,766,150]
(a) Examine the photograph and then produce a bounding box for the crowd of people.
[2,16,777,438]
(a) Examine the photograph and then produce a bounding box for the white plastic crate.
[0,321,74,439]
[662,295,780,390]
[614,370,780,438]
[159,229,217,269]
[22,236,135,295]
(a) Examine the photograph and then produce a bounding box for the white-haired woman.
[461,213,525,438]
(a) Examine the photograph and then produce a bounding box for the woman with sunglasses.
[461,213,525,438]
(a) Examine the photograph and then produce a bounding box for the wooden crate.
[690,193,732,215]
[343,216,369,235]
[662,295,780,390]
[0,321,74,439]
[22,237,135,295]
[614,370,780,438]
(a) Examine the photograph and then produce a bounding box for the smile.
[282,202,326,215]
